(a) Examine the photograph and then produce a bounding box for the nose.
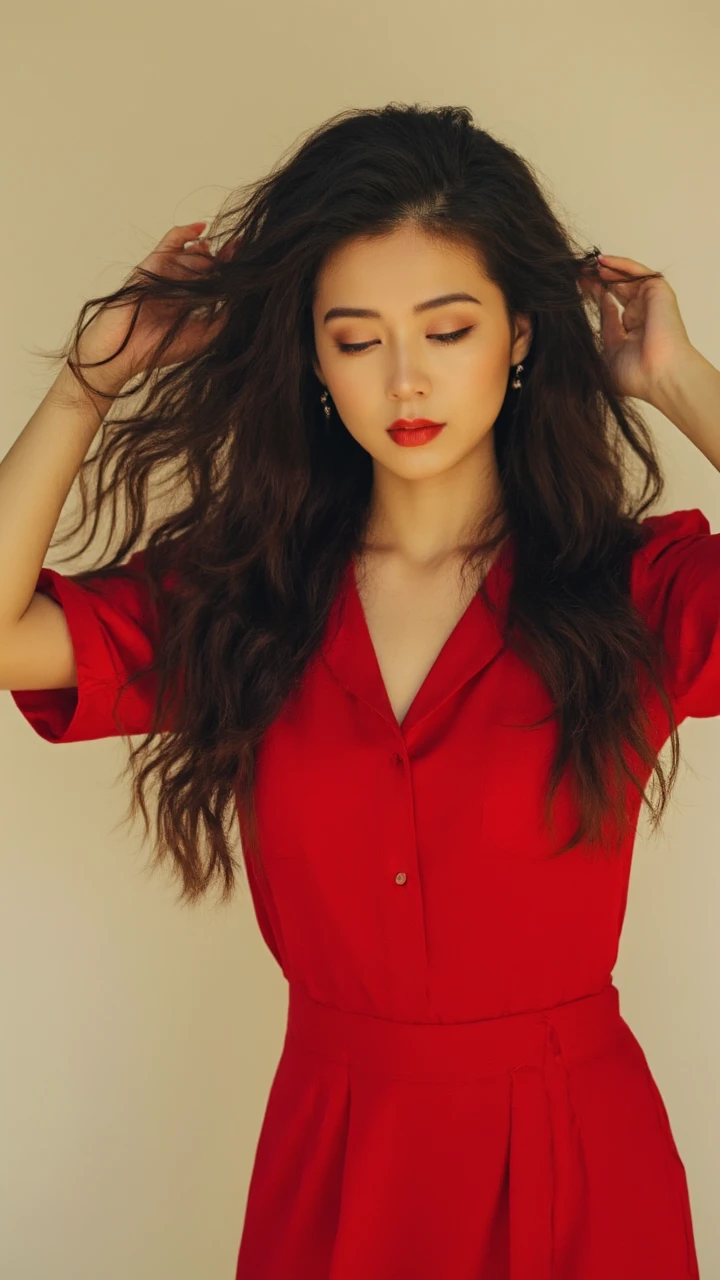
[386,358,431,405]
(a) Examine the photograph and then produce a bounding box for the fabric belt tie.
[286,981,624,1280]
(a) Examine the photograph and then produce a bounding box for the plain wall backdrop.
[1,1,719,1276]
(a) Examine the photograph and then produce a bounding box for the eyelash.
[336,326,475,354]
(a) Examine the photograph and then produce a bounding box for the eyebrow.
[322,292,482,324]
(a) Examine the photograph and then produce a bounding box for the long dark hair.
[37,102,678,907]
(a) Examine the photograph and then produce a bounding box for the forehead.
[313,226,487,305]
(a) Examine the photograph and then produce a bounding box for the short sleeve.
[9,548,173,744]
[631,507,720,719]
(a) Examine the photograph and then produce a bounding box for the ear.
[512,313,534,365]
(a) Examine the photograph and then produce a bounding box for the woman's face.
[311,224,532,483]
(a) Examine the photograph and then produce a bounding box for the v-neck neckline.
[344,539,513,733]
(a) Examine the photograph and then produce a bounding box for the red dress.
[11,507,718,1280]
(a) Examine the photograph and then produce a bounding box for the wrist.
[43,363,122,432]
[57,361,126,413]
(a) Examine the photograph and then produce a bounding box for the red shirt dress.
[11,507,718,1280]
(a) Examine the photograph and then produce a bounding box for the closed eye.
[336,326,475,354]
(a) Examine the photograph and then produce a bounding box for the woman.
[3,103,718,1278]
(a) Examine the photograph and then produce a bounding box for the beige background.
[2,1,719,1277]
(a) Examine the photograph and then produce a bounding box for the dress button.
[395,872,407,885]
[391,752,404,767]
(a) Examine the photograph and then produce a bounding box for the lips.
[388,418,444,431]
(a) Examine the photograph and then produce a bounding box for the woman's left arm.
[579,251,720,473]
[647,348,720,475]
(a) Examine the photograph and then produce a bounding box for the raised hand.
[74,222,231,388]
[578,253,694,404]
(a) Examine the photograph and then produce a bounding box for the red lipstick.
[387,417,446,447]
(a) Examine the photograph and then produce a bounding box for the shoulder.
[627,506,720,716]
[630,507,715,600]
[633,506,712,564]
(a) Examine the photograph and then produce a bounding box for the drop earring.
[320,388,332,419]
[512,363,524,390]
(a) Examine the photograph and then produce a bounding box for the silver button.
[395,872,407,885]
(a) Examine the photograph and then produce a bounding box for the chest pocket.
[469,669,582,859]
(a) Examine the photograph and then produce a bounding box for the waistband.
[285,981,626,1280]
[287,980,623,1081]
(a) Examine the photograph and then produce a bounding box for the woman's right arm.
[0,222,221,711]
[0,364,125,691]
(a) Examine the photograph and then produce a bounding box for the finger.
[155,224,206,255]
[597,267,654,307]
[165,223,205,242]
[598,254,657,276]
[598,289,628,345]
[183,238,211,255]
